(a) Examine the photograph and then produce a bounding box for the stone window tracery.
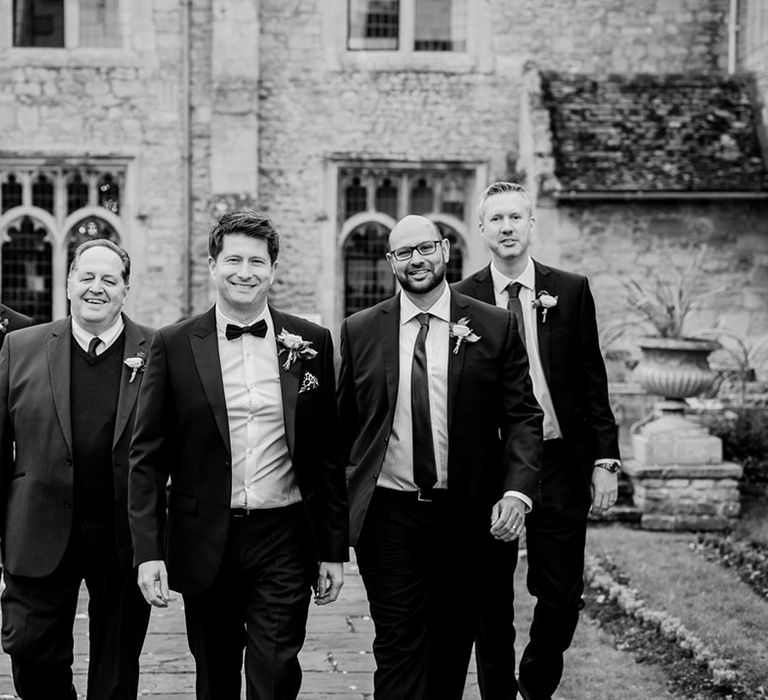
[339,166,470,317]
[0,161,127,322]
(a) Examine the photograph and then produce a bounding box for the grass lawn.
[587,524,768,692]
[512,554,674,699]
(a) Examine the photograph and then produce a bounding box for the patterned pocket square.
[299,371,320,394]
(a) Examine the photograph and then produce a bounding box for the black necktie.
[225,319,268,341]
[87,337,102,356]
[411,313,437,491]
[506,282,526,349]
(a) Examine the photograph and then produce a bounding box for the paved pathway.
[0,549,672,699]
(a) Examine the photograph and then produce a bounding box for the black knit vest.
[70,333,125,524]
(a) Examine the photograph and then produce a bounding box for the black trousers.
[476,440,591,700]
[356,488,483,700]
[182,503,316,700]
[1,521,151,700]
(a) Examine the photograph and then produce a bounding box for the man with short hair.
[129,209,348,700]
[455,182,621,700]
[338,214,542,700]
[0,239,154,699]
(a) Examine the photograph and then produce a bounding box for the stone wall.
[0,0,188,329]
[533,199,768,379]
[187,0,730,329]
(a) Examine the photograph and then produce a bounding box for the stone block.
[633,431,722,466]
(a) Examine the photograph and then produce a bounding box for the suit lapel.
[447,292,469,430]
[379,295,401,412]
[534,260,554,386]
[112,316,149,451]
[270,308,300,459]
[47,319,74,457]
[190,308,232,456]
[470,265,496,305]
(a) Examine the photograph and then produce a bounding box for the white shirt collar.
[399,282,452,325]
[490,256,535,295]
[215,304,273,335]
[71,314,125,350]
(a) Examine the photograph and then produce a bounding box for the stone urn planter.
[634,337,720,402]
[626,336,742,531]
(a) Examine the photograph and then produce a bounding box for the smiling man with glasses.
[338,214,543,700]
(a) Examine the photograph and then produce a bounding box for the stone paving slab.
[0,550,670,699]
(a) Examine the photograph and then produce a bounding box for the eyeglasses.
[388,240,442,261]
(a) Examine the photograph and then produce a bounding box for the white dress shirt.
[379,284,451,491]
[491,259,619,471]
[215,306,301,509]
[71,315,125,355]
[490,258,563,441]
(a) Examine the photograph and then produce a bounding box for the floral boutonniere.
[123,352,146,383]
[276,329,317,370]
[532,290,558,323]
[449,317,481,355]
[0,317,8,334]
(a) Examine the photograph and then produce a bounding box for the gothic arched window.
[1,175,22,213]
[66,217,119,269]
[32,174,55,214]
[1,216,53,322]
[67,173,90,214]
[343,221,393,317]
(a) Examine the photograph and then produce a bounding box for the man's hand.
[137,560,171,608]
[591,468,618,515]
[314,562,344,605]
[490,495,527,542]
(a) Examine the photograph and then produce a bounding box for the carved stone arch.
[425,212,468,282]
[0,206,57,244]
[62,207,124,248]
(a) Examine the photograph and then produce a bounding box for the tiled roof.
[541,72,768,192]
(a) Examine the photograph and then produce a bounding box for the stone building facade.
[2,0,766,381]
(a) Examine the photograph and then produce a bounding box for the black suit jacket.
[0,315,155,576]
[0,304,32,349]
[453,262,620,475]
[128,306,348,596]
[337,289,543,547]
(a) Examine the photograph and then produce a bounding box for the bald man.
[337,215,542,700]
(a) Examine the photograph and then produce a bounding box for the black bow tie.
[225,319,268,341]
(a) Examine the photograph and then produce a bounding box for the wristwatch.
[595,460,621,474]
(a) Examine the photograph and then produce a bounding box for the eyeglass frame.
[387,239,446,262]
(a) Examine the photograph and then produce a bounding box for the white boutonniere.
[449,317,481,355]
[0,317,8,334]
[532,290,558,323]
[123,352,146,383]
[276,329,317,370]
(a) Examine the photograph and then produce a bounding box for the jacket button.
[65,460,72,467]
[64,501,72,509]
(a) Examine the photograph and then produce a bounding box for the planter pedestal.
[626,406,742,531]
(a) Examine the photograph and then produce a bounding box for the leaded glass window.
[2,216,52,322]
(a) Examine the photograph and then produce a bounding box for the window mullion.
[65,0,79,48]
[400,0,414,54]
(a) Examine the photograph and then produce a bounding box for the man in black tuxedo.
[129,210,348,700]
[0,303,32,348]
[0,239,154,699]
[338,214,543,700]
[454,182,621,700]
